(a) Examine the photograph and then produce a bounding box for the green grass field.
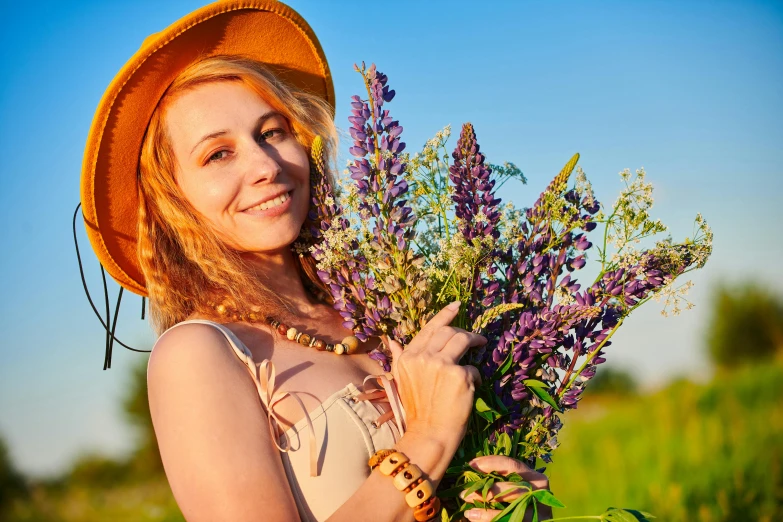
[4,361,781,521]
[546,361,783,522]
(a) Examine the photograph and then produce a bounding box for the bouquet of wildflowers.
[306,63,712,521]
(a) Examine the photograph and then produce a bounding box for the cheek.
[179,173,234,215]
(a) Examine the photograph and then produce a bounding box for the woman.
[80,2,551,521]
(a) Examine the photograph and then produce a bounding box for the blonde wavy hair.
[138,55,337,334]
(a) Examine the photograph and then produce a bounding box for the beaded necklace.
[268,317,361,355]
[210,279,392,370]
[213,303,366,357]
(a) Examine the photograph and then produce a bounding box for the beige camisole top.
[154,319,407,522]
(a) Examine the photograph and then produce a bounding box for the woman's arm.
[149,303,482,522]
[327,303,484,522]
[148,323,301,522]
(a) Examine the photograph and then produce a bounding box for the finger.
[465,506,542,522]
[425,325,484,355]
[386,336,404,360]
[460,481,529,503]
[413,301,461,346]
[464,364,482,387]
[439,329,487,361]
[468,456,547,487]
[464,508,502,522]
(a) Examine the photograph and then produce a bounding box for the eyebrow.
[189,111,285,157]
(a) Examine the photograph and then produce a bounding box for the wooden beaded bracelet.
[368,449,441,522]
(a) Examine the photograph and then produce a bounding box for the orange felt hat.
[80,0,335,296]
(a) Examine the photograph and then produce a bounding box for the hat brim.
[80,0,335,296]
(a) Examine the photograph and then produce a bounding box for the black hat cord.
[73,203,150,370]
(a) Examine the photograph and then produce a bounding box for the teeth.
[248,192,289,212]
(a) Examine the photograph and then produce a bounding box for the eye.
[206,149,230,163]
[258,128,285,143]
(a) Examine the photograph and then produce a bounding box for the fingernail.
[468,458,478,468]
[447,300,461,311]
[464,510,480,520]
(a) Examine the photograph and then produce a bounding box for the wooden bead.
[379,452,409,476]
[342,335,360,354]
[392,463,422,491]
[286,328,298,341]
[334,343,346,355]
[413,497,440,521]
[298,334,312,346]
[277,324,288,336]
[405,480,434,508]
[368,449,397,470]
[313,339,326,351]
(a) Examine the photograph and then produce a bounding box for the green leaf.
[509,497,531,522]
[600,508,656,522]
[475,397,492,412]
[464,471,482,482]
[492,392,510,414]
[441,507,449,522]
[531,489,566,508]
[497,432,512,456]
[476,409,494,423]
[475,397,500,422]
[511,428,522,459]
[489,493,529,522]
[490,351,514,381]
[523,379,562,412]
[462,478,487,499]
[481,477,495,502]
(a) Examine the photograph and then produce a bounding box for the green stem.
[548,515,601,522]
[597,209,617,280]
[559,317,624,398]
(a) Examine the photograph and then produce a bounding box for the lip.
[241,189,292,212]
[241,189,293,218]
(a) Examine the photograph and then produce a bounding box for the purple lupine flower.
[320,63,428,345]
[447,124,504,348]
[449,123,501,242]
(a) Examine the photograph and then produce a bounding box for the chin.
[236,221,304,253]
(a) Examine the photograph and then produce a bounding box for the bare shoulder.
[148,322,241,383]
[146,322,299,521]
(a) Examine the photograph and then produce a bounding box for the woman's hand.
[386,301,486,450]
[461,455,552,522]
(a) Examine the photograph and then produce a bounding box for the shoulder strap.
[152,319,320,477]
[155,319,254,360]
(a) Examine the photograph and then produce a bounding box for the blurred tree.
[0,436,27,515]
[122,355,165,478]
[69,453,132,486]
[584,367,638,396]
[706,282,783,368]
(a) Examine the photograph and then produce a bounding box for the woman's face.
[164,80,310,254]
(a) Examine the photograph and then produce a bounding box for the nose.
[245,138,282,184]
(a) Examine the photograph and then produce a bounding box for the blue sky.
[0,0,780,477]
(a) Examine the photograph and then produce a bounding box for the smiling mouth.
[245,191,291,212]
